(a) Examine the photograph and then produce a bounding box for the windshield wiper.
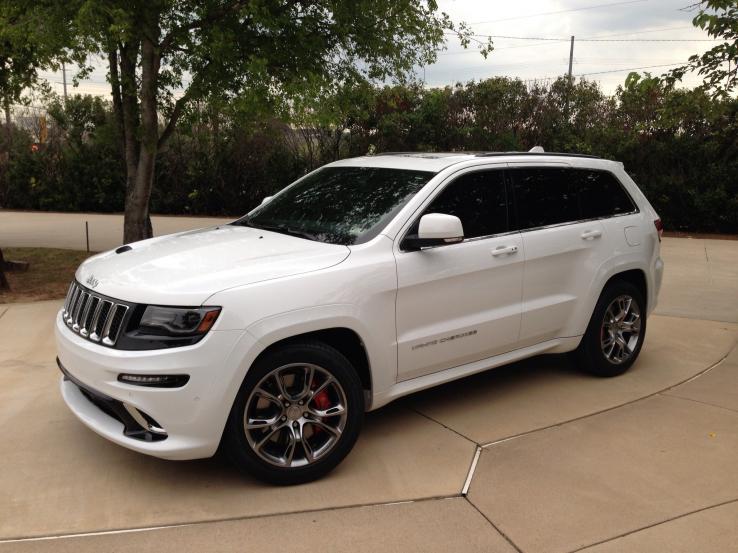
[244,221,320,242]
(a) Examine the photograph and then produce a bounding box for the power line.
[442,25,710,53]
[461,33,720,43]
[516,62,688,82]
[578,62,684,76]
[578,25,695,39]
[469,0,647,25]
[468,61,692,85]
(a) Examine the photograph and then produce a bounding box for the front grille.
[62,281,130,347]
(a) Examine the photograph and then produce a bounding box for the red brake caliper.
[310,380,331,435]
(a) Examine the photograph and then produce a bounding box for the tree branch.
[107,46,125,151]
[159,1,249,54]
[157,85,194,149]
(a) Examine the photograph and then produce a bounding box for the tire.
[223,340,364,485]
[575,280,646,377]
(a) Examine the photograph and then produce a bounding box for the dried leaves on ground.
[0,248,92,303]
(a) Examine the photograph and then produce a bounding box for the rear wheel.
[576,280,646,377]
[224,341,363,485]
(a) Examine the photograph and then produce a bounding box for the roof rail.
[374,151,488,156]
[372,150,602,160]
[474,151,601,159]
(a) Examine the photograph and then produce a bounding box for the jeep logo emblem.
[86,275,99,289]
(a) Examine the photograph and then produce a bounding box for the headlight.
[139,306,220,336]
[116,306,221,350]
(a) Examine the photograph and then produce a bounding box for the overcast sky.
[37,0,718,101]
[430,0,716,92]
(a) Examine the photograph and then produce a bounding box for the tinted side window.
[576,170,636,219]
[422,170,508,239]
[510,168,578,229]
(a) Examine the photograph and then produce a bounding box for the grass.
[0,247,94,303]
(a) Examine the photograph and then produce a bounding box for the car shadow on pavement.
[399,352,652,445]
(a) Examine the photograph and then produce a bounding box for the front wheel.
[223,341,364,485]
[576,281,646,377]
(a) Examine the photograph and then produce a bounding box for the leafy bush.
[1,77,737,233]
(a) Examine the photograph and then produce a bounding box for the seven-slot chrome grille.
[62,281,130,347]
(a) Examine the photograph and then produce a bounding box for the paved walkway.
[0,210,230,251]
[0,225,737,551]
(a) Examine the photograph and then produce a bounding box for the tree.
[0,4,72,290]
[0,3,71,150]
[22,0,486,243]
[668,0,738,96]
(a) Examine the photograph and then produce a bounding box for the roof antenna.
[529,146,545,153]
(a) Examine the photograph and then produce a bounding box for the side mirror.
[402,213,464,251]
[261,196,274,205]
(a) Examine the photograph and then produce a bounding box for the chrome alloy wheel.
[600,294,642,364]
[244,363,348,468]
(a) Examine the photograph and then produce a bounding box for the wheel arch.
[564,262,651,340]
[252,327,373,402]
[602,268,648,311]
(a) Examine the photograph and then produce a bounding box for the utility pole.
[565,35,575,124]
[62,61,68,103]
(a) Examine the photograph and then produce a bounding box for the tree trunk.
[3,97,11,155]
[0,248,9,291]
[111,10,193,245]
[0,97,10,206]
[117,40,148,244]
[123,24,160,244]
[109,45,147,245]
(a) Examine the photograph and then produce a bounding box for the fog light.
[118,374,189,388]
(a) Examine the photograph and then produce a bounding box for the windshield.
[233,166,435,245]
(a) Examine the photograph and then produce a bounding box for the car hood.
[75,225,351,305]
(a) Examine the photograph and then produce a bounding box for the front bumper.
[55,309,259,460]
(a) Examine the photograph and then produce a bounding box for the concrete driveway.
[1,232,737,552]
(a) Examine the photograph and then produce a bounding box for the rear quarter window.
[509,166,637,231]
[575,169,636,219]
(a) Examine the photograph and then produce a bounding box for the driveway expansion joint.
[461,446,482,496]
[0,494,466,544]
[568,497,738,553]
[409,405,480,446]
[464,496,524,553]
[659,392,738,415]
[479,341,737,450]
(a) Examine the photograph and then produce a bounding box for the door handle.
[581,229,602,240]
[491,245,518,257]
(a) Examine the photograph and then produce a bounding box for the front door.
[394,168,524,381]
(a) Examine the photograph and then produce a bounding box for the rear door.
[509,165,613,345]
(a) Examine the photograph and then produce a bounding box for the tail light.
[654,218,663,242]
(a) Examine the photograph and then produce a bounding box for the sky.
[428,0,717,92]
[36,0,719,101]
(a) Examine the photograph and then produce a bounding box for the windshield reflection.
[233,166,435,245]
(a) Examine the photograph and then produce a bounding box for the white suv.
[56,151,664,484]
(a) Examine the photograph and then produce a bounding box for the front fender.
[245,304,395,399]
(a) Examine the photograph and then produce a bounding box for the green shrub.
[1,79,736,233]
